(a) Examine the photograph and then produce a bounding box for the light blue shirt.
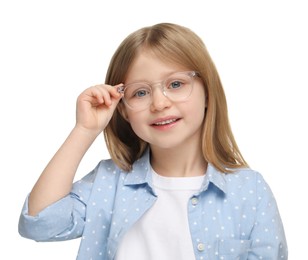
[19,150,288,259]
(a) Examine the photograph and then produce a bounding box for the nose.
[150,86,172,112]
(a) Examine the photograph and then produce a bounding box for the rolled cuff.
[18,194,84,242]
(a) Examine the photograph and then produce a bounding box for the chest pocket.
[217,239,251,259]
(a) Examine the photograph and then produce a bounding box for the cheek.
[129,121,149,142]
[126,111,146,135]
[184,93,207,125]
[190,81,207,108]
[189,102,206,124]
[187,88,207,114]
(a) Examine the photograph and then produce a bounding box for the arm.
[28,84,123,216]
[248,173,288,259]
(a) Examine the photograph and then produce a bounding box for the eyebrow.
[124,70,185,85]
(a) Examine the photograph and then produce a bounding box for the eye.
[134,89,150,98]
[165,73,191,90]
[125,84,151,99]
[169,80,182,89]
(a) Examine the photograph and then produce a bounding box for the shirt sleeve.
[248,173,288,259]
[18,167,98,242]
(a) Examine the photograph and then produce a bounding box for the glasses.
[118,71,198,111]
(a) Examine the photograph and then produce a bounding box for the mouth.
[151,118,180,126]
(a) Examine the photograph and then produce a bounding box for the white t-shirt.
[115,168,204,260]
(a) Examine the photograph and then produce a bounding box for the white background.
[1,0,307,259]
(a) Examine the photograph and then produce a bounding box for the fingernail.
[117,85,124,94]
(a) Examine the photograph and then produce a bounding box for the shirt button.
[191,197,199,206]
[197,243,205,252]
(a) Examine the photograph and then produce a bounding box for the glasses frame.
[117,71,199,111]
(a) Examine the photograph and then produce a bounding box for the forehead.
[125,50,189,84]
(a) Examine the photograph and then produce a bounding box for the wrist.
[72,124,101,140]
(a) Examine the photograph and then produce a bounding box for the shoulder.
[79,155,150,185]
[208,164,266,189]
[225,167,266,185]
[222,167,274,201]
[72,158,124,194]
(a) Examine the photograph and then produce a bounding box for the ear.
[117,102,130,122]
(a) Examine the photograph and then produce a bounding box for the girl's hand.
[75,83,123,135]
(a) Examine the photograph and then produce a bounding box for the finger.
[94,84,123,106]
[82,86,106,107]
[94,86,112,106]
[112,83,124,98]
[101,83,124,101]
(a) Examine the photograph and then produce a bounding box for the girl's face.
[123,51,207,151]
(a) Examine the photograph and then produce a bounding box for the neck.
[150,145,207,177]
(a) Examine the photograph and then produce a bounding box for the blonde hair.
[104,23,248,173]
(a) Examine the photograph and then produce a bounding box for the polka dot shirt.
[19,149,288,259]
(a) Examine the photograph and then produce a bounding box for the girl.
[19,23,287,259]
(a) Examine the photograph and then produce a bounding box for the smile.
[153,118,178,126]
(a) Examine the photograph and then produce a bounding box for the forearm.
[28,126,98,216]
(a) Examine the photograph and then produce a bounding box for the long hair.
[104,23,248,173]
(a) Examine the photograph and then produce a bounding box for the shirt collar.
[123,149,228,194]
[199,163,228,194]
[123,148,153,187]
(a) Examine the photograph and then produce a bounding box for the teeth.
[154,119,177,125]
